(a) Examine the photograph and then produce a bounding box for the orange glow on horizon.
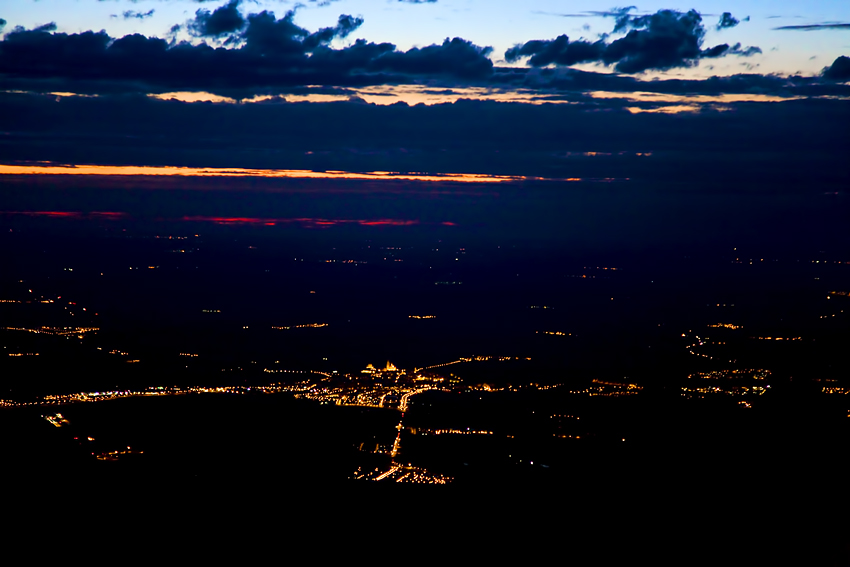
[625,105,704,114]
[0,162,562,184]
[146,86,824,107]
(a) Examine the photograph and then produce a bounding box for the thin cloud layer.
[494,64,850,99]
[114,10,156,21]
[535,7,639,20]
[773,23,850,31]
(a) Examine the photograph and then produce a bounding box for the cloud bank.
[506,9,760,73]
[0,9,493,97]
[0,6,846,99]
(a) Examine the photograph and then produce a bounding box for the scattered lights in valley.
[708,323,743,330]
[681,369,772,399]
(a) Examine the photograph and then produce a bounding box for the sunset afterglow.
[0,163,565,184]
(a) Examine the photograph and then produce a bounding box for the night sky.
[2,2,850,549]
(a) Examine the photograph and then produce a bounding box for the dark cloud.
[303,14,365,49]
[731,44,761,57]
[773,23,850,31]
[506,36,605,67]
[0,13,491,96]
[118,10,156,21]
[716,12,739,30]
[507,9,760,74]
[189,0,245,37]
[607,9,714,72]
[278,85,357,96]
[422,88,459,95]
[30,23,58,33]
[371,38,492,79]
[701,43,762,58]
[235,10,363,53]
[823,56,850,81]
[334,14,363,37]
[239,10,314,54]
[700,44,729,58]
[492,65,850,99]
[0,19,7,31]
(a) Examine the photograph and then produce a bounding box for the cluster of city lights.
[412,428,493,436]
[96,448,144,461]
[351,464,451,484]
[682,369,772,399]
[3,325,99,339]
[592,379,643,390]
[560,382,640,397]
[688,369,771,381]
[681,384,769,398]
